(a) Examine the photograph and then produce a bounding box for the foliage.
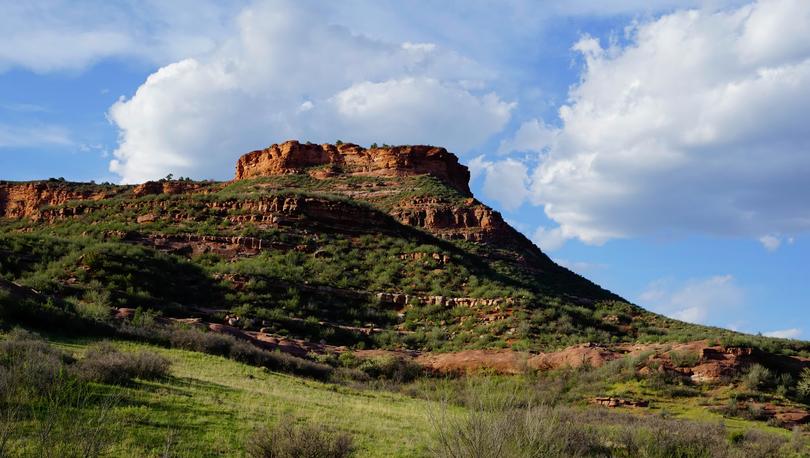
[4,171,810,355]
[670,350,701,368]
[743,364,773,391]
[796,368,810,401]
[73,342,170,384]
[246,421,354,458]
[120,324,334,380]
[428,381,791,458]
[0,330,120,457]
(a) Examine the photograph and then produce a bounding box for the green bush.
[74,342,170,384]
[356,356,423,383]
[743,364,773,391]
[796,368,810,400]
[0,329,72,398]
[246,421,354,458]
[0,330,120,457]
[669,350,700,367]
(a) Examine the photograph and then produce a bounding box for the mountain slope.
[0,141,800,354]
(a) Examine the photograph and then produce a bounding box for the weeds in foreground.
[428,380,800,458]
[246,421,354,458]
[0,330,122,457]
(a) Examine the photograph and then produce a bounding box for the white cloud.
[763,328,802,339]
[554,258,606,274]
[0,124,72,148]
[640,274,745,325]
[108,1,512,183]
[0,1,243,73]
[531,226,571,252]
[325,78,511,151]
[1,0,738,75]
[521,0,810,245]
[759,234,781,252]
[469,157,531,211]
[0,103,50,113]
[498,119,558,154]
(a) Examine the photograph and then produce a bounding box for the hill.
[4,141,810,457]
[0,140,741,352]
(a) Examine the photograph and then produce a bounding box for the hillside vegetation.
[3,170,803,353]
[3,141,810,456]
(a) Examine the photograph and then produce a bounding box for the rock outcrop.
[235,140,472,195]
[0,181,116,219]
[391,197,514,243]
[132,180,208,197]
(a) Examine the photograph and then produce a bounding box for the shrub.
[246,421,354,458]
[357,356,422,383]
[776,372,794,397]
[74,342,170,384]
[119,324,333,380]
[669,350,701,367]
[168,327,234,355]
[622,419,729,458]
[796,368,810,401]
[0,328,71,399]
[74,301,111,321]
[429,380,792,458]
[743,364,772,391]
[0,330,120,457]
[228,339,332,380]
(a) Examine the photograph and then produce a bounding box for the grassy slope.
[49,337,439,457]
[4,330,804,456]
[605,379,791,437]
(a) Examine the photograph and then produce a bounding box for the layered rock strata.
[235,140,472,195]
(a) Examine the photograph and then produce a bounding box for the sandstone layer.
[235,140,472,195]
[0,181,118,219]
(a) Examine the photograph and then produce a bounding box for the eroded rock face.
[132,180,207,198]
[390,197,513,243]
[235,140,472,195]
[0,182,115,219]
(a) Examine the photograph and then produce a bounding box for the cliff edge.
[235,140,472,195]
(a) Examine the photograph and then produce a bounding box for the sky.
[1,0,808,339]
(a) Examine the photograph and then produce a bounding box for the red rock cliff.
[235,141,472,195]
[0,182,114,219]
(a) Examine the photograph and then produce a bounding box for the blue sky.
[1,0,808,338]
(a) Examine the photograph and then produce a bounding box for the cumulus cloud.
[640,275,745,325]
[497,119,558,154]
[763,328,802,339]
[0,1,245,73]
[531,226,571,252]
[490,0,810,245]
[467,157,530,211]
[108,0,512,182]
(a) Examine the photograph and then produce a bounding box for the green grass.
[47,336,440,457]
[605,379,792,438]
[5,331,807,457]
